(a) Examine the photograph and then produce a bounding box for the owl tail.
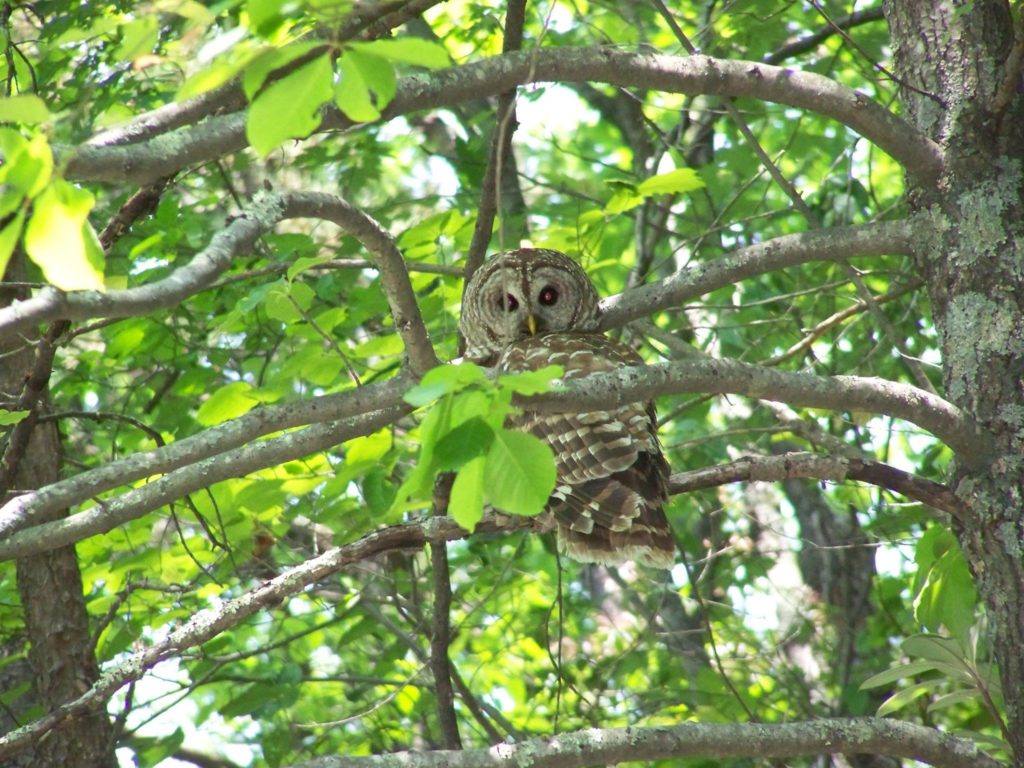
[549,453,676,569]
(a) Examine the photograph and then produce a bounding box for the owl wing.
[498,333,675,568]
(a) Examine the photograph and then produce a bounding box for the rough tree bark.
[884,1,1024,763]
[0,258,116,768]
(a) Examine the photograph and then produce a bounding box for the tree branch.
[63,48,944,186]
[0,191,437,374]
[598,219,916,328]
[0,374,412,541]
[0,407,407,562]
[289,719,998,768]
[463,0,526,287]
[765,6,886,65]
[522,358,986,461]
[668,451,963,519]
[1,353,979,561]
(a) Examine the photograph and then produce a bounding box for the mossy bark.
[885,1,1024,762]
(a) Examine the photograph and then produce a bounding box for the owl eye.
[497,293,519,312]
[538,285,559,306]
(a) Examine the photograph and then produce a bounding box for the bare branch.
[668,451,963,519]
[463,0,527,287]
[0,191,437,373]
[765,7,886,65]
[64,48,944,186]
[523,358,986,461]
[289,719,998,768]
[599,219,916,328]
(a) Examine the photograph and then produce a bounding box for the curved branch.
[64,48,944,186]
[523,358,986,461]
[0,191,437,373]
[669,451,963,519]
[599,219,917,328]
[765,7,886,65]
[281,192,438,373]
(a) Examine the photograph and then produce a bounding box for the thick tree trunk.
[884,1,1024,763]
[1,263,116,767]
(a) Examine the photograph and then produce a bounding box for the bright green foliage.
[396,363,561,528]
[248,53,334,155]
[0,1,1003,767]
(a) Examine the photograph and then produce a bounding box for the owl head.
[460,248,601,364]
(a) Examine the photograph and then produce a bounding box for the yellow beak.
[526,314,537,335]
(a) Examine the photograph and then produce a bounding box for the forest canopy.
[1,1,1022,768]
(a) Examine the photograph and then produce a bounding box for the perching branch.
[523,358,985,461]
[63,47,944,186]
[1,353,977,561]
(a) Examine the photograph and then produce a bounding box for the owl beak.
[526,314,538,336]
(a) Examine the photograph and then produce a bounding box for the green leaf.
[390,394,455,509]
[0,130,53,198]
[246,0,291,37]
[287,254,332,281]
[912,529,978,641]
[335,50,395,123]
[434,417,493,470]
[636,167,705,196]
[196,382,262,426]
[353,38,451,70]
[0,408,30,426]
[113,17,158,63]
[859,660,941,689]
[928,688,982,713]
[0,95,51,125]
[246,53,333,156]
[902,635,975,683]
[25,182,105,291]
[404,364,487,407]
[484,429,555,516]
[346,429,392,465]
[876,681,941,717]
[605,187,643,214]
[242,41,325,99]
[450,455,486,530]
[263,281,315,322]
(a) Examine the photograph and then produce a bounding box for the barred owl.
[459,248,676,569]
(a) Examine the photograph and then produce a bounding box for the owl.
[459,248,676,569]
